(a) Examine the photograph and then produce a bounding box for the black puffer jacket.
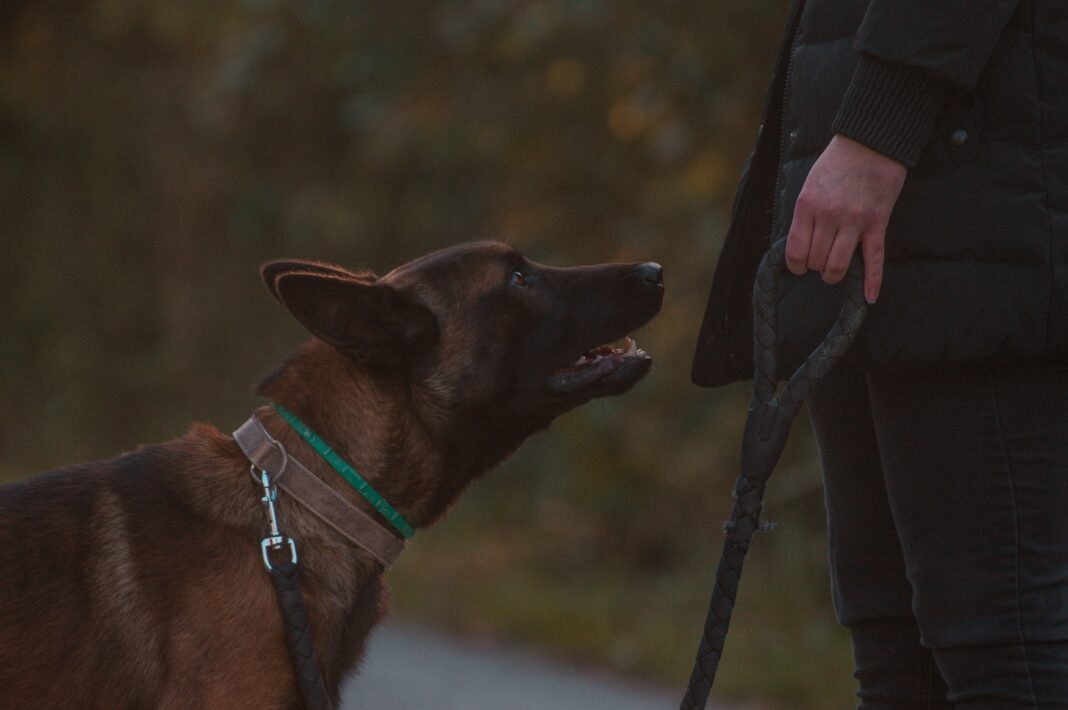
[692,0,1068,387]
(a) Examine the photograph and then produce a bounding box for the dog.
[0,241,663,708]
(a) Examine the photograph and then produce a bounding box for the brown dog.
[0,241,662,709]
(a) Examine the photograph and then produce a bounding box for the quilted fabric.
[693,0,1068,385]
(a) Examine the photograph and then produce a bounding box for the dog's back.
[0,432,313,708]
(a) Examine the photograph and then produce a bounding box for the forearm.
[832,55,949,168]
[856,0,1022,92]
[833,0,1021,167]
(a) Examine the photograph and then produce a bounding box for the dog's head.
[260,241,662,445]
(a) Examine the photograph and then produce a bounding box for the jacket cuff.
[831,54,950,168]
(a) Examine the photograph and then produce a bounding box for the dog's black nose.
[636,262,663,286]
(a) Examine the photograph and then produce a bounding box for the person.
[692,1,1068,706]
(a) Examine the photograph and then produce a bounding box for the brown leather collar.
[233,416,406,568]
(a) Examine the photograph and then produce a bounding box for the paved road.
[340,623,703,710]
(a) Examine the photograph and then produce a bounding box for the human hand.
[785,134,906,303]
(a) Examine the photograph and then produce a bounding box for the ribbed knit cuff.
[831,54,950,168]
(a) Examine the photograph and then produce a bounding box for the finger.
[786,206,813,276]
[806,218,836,273]
[821,229,859,284]
[861,227,886,304]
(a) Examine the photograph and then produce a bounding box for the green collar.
[272,403,415,539]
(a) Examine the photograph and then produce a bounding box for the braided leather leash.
[252,469,335,710]
[680,238,868,709]
[269,560,333,710]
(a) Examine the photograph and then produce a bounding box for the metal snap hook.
[261,535,299,571]
[253,467,300,571]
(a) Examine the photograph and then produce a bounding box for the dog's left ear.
[263,264,439,371]
[261,259,377,303]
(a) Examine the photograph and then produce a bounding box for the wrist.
[830,135,907,176]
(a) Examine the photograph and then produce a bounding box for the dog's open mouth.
[548,336,652,393]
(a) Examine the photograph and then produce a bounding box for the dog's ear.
[269,269,439,371]
[260,260,377,303]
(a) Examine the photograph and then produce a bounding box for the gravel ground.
[340,622,730,710]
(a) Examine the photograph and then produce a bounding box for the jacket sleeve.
[831,1,1022,168]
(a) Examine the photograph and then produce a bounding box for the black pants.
[808,366,1068,708]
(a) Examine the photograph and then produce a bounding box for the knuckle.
[864,237,886,259]
[826,258,847,276]
[841,202,870,222]
[785,239,805,255]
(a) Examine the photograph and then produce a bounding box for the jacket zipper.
[704,0,807,378]
[770,1,804,242]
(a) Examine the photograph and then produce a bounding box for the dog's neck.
[253,339,515,534]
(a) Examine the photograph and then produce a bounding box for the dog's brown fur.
[0,241,662,709]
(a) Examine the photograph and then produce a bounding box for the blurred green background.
[0,1,854,706]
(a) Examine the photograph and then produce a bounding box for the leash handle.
[752,238,868,415]
[680,239,867,709]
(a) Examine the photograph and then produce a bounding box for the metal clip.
[254,467,299,571]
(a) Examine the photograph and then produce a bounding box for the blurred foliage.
[0,1,854,706]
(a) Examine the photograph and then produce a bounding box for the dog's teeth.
[623,337,637,356]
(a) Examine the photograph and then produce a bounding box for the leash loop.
[680,238,868,709]
[739,400,791,482]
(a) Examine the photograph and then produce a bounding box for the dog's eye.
[510,270,528,287]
